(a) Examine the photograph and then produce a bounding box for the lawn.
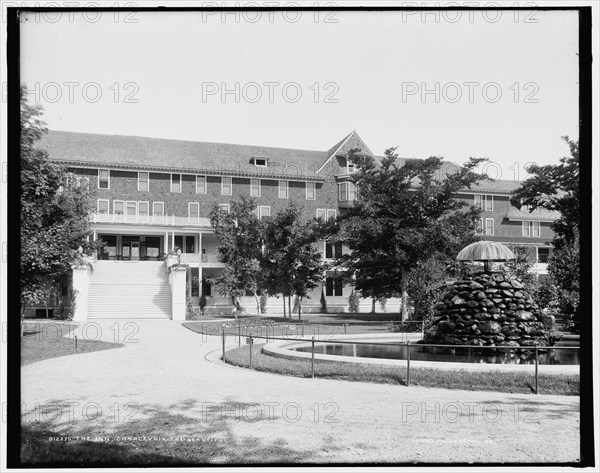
[21,323,123,366]
[183,313,422,340]
[223,344,580,396]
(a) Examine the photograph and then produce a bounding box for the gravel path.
[21,320,580,464]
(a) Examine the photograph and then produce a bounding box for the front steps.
[88,261,172,319]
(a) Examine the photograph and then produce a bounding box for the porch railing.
[92,213,211,227]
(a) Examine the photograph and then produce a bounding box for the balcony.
[92,213,212,228]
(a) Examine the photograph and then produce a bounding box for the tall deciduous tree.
[337,148,487,320]
[262,203,327,320]
[510,137,579,248]
[209,196,263,315]
[20,85,98,310]
[510,137,580,325]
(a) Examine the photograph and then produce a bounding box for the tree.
[337,148,487,320]
[510,137,579,249]
[510,137,580,326]
[262,203,327,320]
[20,85,99,312]
[209,196,263,316]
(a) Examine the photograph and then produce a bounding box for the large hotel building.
[29,130,558,320]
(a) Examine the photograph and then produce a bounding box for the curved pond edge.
[262,333,580,375]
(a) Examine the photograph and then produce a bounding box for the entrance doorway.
[122,236,140,261]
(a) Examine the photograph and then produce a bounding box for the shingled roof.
[38,130,529,194]
[39,130,331,181]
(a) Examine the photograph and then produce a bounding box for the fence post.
[238,324,241,347]
[421,320,424,338]
[317,324,320,339]
[74,335,78,350]
[221,324,226,363]
[534,345,539,394]
[311,336,315,379]
[344,323,348,334]
[406,340,411,387]
[302,324,305,337]
[249,335,253,370]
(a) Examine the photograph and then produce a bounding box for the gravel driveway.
[21,320,580,464]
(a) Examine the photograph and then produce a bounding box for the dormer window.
[250,157,268,167]
[347,159,355,174]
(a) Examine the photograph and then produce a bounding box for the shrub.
[320,288,327,313]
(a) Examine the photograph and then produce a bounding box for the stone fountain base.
[423,271,554,347]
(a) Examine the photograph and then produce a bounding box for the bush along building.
[33,130,559,321]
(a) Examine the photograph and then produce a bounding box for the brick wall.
[72,166,340,219]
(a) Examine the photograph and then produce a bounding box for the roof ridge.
[45,129,328,155]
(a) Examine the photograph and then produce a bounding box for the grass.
[182,314,419,339]
[223,344,580,396]
[21,323,123,366]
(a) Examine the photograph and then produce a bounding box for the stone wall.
[424,271,553,347]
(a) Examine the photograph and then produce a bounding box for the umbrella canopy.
[456,241,516,262]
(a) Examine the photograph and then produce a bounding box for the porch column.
[71,264,92,322]
[171,231,175,251]
[199,232,203,254]
[93,230,97,241]
[169,265,187,321]
[164,231,168,254]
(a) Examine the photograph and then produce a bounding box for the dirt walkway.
[21,320,580,464]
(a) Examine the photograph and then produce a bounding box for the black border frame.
[5,5,594,468]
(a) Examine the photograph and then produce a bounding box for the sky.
[19,8,580,181]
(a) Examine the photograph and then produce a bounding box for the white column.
[199,232,203,254]
[171,231,175,251]
[71,264,92,322]
[164,231,168,254]
[169,266,187,321]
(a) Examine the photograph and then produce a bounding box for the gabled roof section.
[317,130,375,173]
[38,130,329,181]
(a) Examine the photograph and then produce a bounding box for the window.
[327,209,337,220]
[338,182,357,202]
[219,204,230,214]
[189,202,200,220]
[474,194,493,211]
[97,199,109,214]
[221,177,232,195]
[335,242,343,259]
[279,180,289,199]
[475,218,484,235]
[138,201,149,216]
[251,179,261,197]
[316,209,326,220]
[98,169,110,189]
[306,182,316,200]
[259,206,271,219]
[339,183,348,202]
[522,203,539,213]
[196,175,207,194]
[522,221,540,237]
[113,200,124,215]
[126,201,137,216]
[138,172,149,191]
[317,209,336,221]
[485,218,494,235]
[347,159,355,174]
[325,242,343,259]
[171,174,181,193]
[325,277,343,297]
[537,247,551,263]
[250,157,268,167]
[153,202,164,216]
